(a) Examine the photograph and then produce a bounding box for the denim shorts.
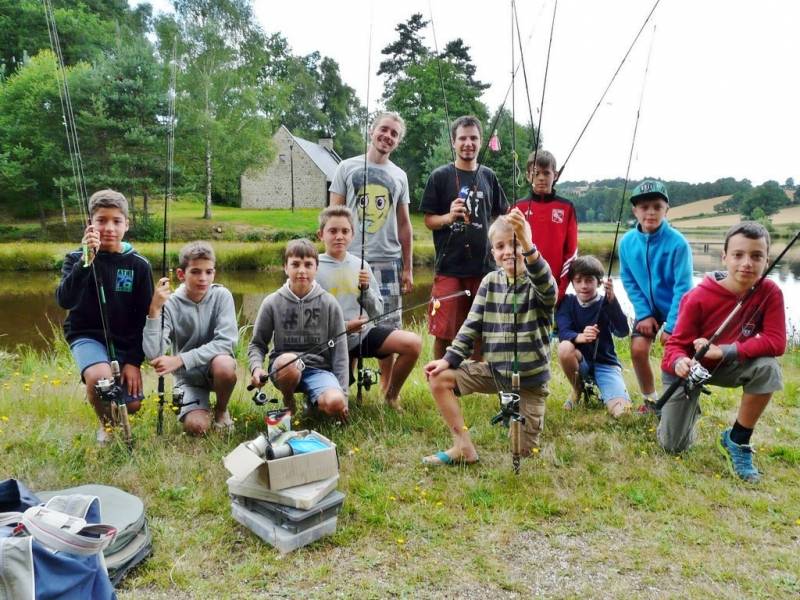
[69,337,144,404]
[579,358,629,404]
[295,367,342,405]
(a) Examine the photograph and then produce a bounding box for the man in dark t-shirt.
[420,115,509,359]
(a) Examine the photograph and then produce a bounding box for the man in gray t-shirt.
[330,111,414,328]
[330,111,413,394]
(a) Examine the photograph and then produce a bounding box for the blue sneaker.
[717,428,760,483]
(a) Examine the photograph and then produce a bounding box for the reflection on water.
[2,243,800,351]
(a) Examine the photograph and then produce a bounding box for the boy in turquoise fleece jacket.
[619,180,693,408]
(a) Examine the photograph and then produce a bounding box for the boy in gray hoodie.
[248,239,349,420]
[143,242,238,435]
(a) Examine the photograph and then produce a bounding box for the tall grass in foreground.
[1,324,799,598]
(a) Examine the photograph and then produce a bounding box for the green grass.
[1,327,799,598]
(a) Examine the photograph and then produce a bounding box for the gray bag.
[37,485,150,585]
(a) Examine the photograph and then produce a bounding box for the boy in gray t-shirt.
[315,206,421,411]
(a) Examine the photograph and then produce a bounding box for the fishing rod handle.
[246,373,269,391]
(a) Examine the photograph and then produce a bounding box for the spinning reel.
[684,362,711,394]
[357,367,380,391]
[94,360,131,446]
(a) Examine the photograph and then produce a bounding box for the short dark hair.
[526,149,557,173]
[318,205,354,231]
[178,241,215,270]
[284,238,318,265]
[568,255,604,283]
[450,115,483,142]
[88,189,128,218]
[723,221,771,253]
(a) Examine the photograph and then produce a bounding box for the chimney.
[318,138,334,151]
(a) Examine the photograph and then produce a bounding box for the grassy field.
[2,326,799,598]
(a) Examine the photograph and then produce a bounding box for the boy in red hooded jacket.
[659,222,785,483]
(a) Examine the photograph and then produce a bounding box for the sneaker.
[637,396,660,416]
[717,428,760,483]
[563,390,578,411]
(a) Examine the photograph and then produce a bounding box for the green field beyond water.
[1,325,799,598]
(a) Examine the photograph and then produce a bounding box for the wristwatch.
[521,244,538,257]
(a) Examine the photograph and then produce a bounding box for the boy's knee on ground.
[317,390,346,415]
[183,409,210,435]
[519,392,546,452]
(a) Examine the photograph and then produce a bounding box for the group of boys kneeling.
[58,171,785,485]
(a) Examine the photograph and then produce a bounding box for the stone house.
[241,125,342,209]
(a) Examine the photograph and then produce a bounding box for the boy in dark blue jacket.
[557,256,631,417]
[619,180,693,409]
[56,190,153,443]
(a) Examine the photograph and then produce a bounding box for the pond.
[2,240,799,351]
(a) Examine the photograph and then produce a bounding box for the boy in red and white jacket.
[659,222,785,483]
[515,150,577,303]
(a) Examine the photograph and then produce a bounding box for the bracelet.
[521,244,538,257]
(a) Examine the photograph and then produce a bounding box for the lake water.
[2,239,799,351]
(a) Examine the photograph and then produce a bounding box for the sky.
[135,0,799,186]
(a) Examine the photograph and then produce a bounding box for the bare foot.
[385,396,403,412]
[421,446,479,466]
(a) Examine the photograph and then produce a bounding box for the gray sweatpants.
[657,356,782,454]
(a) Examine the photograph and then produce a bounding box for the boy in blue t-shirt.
[618,180,693,410]
[557,256,631,417]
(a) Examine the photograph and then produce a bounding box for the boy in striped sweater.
[422,208,557,465]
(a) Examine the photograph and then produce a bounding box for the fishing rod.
[427,0,456,164]
[356,9,375,405]
[157,40,178,435]
[557,0,662,180]
[654,230,800,411]
[516,0,557,217]
[44,0,131,447]
[588,23,657,368]
[247,290,472,397]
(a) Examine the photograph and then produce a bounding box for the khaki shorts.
[454,360,548,454]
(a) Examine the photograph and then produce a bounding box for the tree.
[157,0,272,218]
[0,51,91,223]
[386,56,488,200]
[380,18,490,199]
[785,177,794,188]
[77,36,167,218]
[378,13,429,98]
[0,0,147,77]
[740,180,790,219]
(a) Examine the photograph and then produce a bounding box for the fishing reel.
[170,385,198,411]
[357,367,380,391]
[490,391,521,428]
[247,374,274,406]
[684,362,711,393]
[95,361,123,405]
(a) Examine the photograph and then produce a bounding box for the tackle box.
[231,490,345,534]
[230,501,337,554]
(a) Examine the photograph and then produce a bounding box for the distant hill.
[670,190,799,228]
